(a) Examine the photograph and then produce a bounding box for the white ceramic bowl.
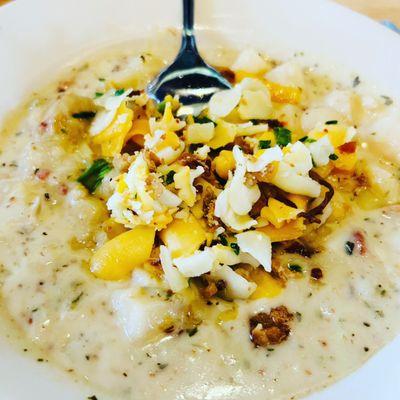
[0,0,399,399]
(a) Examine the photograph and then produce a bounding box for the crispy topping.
[249,306,294,347]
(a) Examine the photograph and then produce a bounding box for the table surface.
[0,0,399,25]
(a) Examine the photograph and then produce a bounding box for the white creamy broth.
[1,32,400,400]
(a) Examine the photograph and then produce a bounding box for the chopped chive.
[304,137,316,143]
[345,241,355,255]
[288,264,303,273]
[353,76,361,87]
[157,100,167,114]
[163,170,176,185]
[98,77,106,82]
[194,116,215,125]
[77,159,112,193]
[299,136,308,142]
[114,89,125,96]
[94,92,103,98]
[219,234,228,246]
[326,120,338,125]
[230,243,240,255]
[72,111,96,119]
[274,127,292,147]
[186,327,198,337]
[329,154,339,160]
[259,140,271,149]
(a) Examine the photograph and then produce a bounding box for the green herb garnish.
[194,116,215,125]
[94,92,104,98]
[163,170,176,185]
[304,137,316,144]
[157,100,167,114]
[71,292,84,309]
[98,77,106,82]
[299,136,308,142]
[114,89,125,96]
[230,243,240,255]
[259,140,271,149]
[72,111,96,119]
[326,120,338,125]
[219,234,228,246]
[288,264,303,273]
[344,241,355,255]
[274,127,292,146]
[77,159,112,193]
[353,76,361,87]
[329,153,339,160]
[186,327,198,337]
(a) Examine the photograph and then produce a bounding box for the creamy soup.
[1,32,400,400]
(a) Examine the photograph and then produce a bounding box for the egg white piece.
[159,245,188,292]
[236,231,272,272]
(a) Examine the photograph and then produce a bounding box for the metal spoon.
[147,0,232,114]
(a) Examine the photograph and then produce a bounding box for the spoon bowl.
[147,0,232,112]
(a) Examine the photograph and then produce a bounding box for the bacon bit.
[249,306,294,347]
[202,187,221,230]
[284,241,317,258]
[311,268,323,280]
[35,169,50,181]
[353,230,367,255]
[39,121,48,130]
[58,184,68,195]
[338,141,357,154]
[265,119,284,129]
[178,152,211,176]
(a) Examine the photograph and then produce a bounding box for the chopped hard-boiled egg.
[173,248,216,277]
[236,231,272,272]
[212,265,256,299]
[307,135,335,167]
[90,88,133,135]
[186,122,215,144]
[247,146,283,172]
[174,166,204,207]
[107,153,181,230]
[272,141,321,197]
[159,245,188,292]
[208,86,241,119]
[92,102,133,157]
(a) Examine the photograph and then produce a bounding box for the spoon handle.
[181,0,197,52]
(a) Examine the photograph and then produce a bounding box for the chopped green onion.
[163,170,176,185]
[230,243,240,255]
[72,111,96,119]
[274,127,292,146]
[259,140,271,149]
[329,153,339,160]
[219,234,228,246]
[77,159,112,193]
[94,92,103,98]
[326,120,338,125]
[186,327,198,337]
[157,100,167,114]
[288,264,303,273]
[344,241,355,255]
[194,116,215,125]
[114,89,125,96]
[304,137,316,144]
